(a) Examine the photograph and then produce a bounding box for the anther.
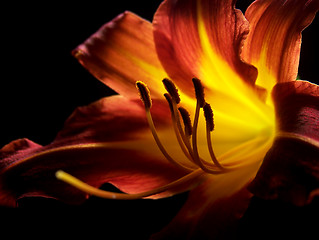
[162,78,181,104]
[192,78,205,108]
[178,107,193,136]
[136,82,195,171]
[203,103,215,132]
[203,103,225,170]
[164,93,174,113]
[136,81,152,109]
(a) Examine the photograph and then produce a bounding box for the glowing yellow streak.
[121,48,168,93]
[193,2,276,164]
[196,2,274,128]
[253,48,277,105]
[197,28,270,124]
[219,135,274,167]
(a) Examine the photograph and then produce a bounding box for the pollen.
[56,77,246,200]
[136,81,152,109]
[178,107,193,136]
[203,103,214,132]
[138,77,231,174]
[162,78,181,104]
[192,78,205,108]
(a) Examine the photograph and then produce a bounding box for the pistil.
[162,79,198,164]
[56,169,204,200]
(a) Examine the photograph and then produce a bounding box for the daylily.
[1,0,318,239]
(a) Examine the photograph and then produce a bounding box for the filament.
[136,81,195,171]
[192,101,224,174]
[171,100,195,161]
[178,107,193,136]
[164,94,197,166]
[145,108,195,171]
[206,124,226,170]
[55,77,273,202]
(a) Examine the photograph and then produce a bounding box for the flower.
[1,0,318,239]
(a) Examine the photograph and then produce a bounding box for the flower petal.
[0,96,189,207]
[249,81,319,206]
[54,95,171,145]
[151,161,260,239]
[153,0,258,96]
[73,11,167,98]
[242,0,319,94]
[0,144,188,207]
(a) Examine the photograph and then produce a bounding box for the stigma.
[136,78,233,174]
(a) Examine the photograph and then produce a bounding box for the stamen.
[192,78,204,162]
[145,106,194,171]
[136,81,152,109]
[192,78,205,108]
[206,125,226,170]
[137,79,228,175]
[56,169,204,200]
[136,82,194,171]
[178,107,193,136]
[162,79,195,160]
[191,78,205,164]
[164,93,174,113]
[164,94,197,167]
[162,78,181,104]
[190,80,225,174]
[203,103,214,132]
[204,104,224,169]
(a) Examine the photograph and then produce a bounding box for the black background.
[1,0,318,239]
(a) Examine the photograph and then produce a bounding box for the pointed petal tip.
[71,10,165,98]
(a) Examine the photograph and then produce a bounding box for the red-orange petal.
[153,0,258,96]
[249,81,319,206]
[151,161,260,239]
[0,96,186,207]
[242,0,319,92]
[73,11,167,98]
[54,96,171,145]
[0,143,187,207]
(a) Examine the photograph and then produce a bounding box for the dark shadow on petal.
[249,138,319,206]
[11,185,189,240]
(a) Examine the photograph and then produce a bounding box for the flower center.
[136,78,237,175]
[56,78,275,200]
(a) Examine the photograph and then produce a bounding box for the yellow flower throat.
[56,77,276,199]
[136,78,238,174]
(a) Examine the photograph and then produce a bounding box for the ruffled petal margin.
[0,96,188,207]
[242,0,319,93]
[249,81,319,206]
[153,0,258,96]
